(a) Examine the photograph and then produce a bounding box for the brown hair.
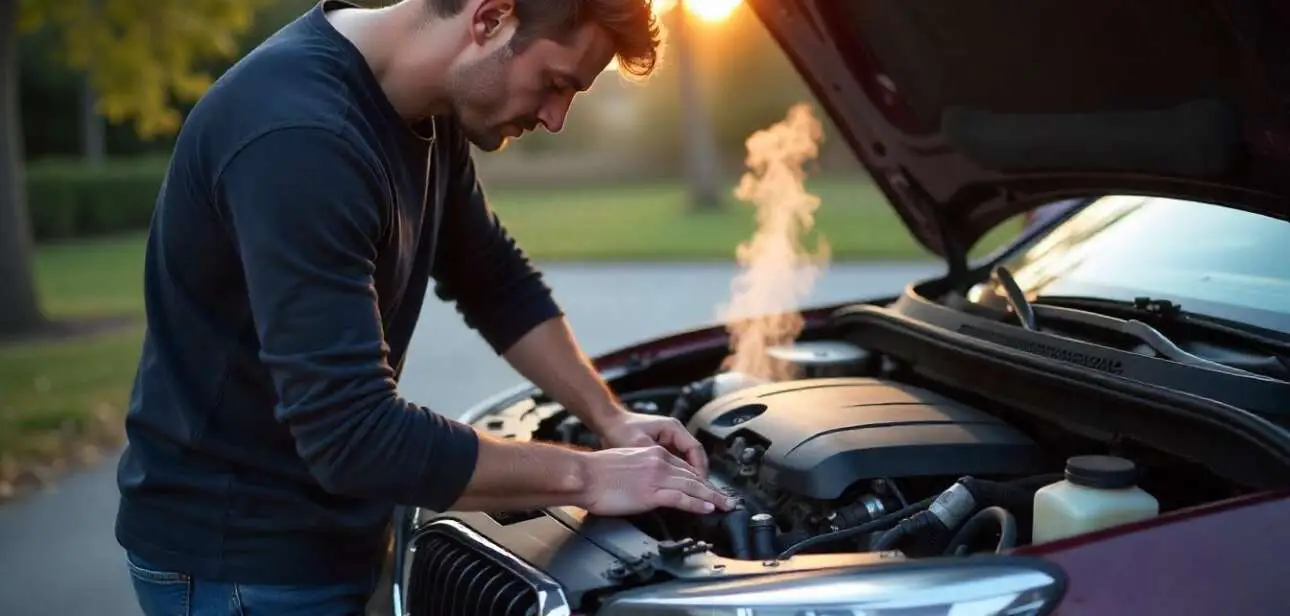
[427,0,664,80]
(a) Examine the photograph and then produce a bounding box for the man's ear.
[470,0,516,44]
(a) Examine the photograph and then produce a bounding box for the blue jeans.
[125,551,381,616]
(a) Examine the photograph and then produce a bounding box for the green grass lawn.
[0,235,147,492]
[489,179,925,260]
[0,178,1021,494]
[485,178,1019,261]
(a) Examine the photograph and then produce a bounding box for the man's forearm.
[447,431,593,512]
[502,316,624,434]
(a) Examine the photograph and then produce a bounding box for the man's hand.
[580,446,734,516]
[501,318,712,477]
[596,407,710,479]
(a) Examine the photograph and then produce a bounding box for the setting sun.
[687,0,742,22]
[603,0,743,72]
[651,0,742,23]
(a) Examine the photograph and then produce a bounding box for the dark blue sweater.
[115,0,562,584]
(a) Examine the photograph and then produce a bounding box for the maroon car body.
[748,0,1290,259]
[595,2,1290,610]
[577,313,1290,615]
[739,3,1290,609]
[389,2,1290,615]
[1019,490,1290,614]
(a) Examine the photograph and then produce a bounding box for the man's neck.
[325,1,457,121]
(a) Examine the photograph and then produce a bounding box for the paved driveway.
[0,261,938,616]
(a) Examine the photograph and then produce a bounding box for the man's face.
[446,7,616,152]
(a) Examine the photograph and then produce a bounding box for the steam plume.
[717,103,830,381]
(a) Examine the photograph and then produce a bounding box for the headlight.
[598,557,1065,616]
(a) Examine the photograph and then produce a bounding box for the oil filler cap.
[1065,455,1138,489]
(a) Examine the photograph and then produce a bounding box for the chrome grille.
[404,519,570,616]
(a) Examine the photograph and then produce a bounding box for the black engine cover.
[687,377,1047,500]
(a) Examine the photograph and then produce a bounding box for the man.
[115,0,735,613]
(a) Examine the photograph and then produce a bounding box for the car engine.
[671,374,1049,554]
[493,339,1068,563]
[691,376,1047,503]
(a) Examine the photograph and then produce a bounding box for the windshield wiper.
[990,265,1037,331]
[990,266,1278,379]
[1036,295,1290,356]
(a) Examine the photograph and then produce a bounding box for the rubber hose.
[750,518,778,560]
[942,506,1017,555]
[960,477,1038,513]
[776,473,1059,559]
[870,524,907,551]
[777,495,938,559]
[870,509,959,557]
[720,509,753,560]
[958,476,1049,543]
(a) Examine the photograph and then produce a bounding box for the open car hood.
[746,0,1290,261]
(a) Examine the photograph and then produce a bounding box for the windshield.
[971,195,1290,335]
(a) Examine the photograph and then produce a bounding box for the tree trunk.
[673,1,722,211]
[80,0,105,165]
[0,0,47,337]
[81,74,106,164]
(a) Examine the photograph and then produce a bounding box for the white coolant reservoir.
[1031,455,1160,544]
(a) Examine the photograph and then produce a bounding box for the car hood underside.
[747,0,1290,259]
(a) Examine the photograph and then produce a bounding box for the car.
[382,1,1290,614]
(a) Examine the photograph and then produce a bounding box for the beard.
[447,45,517,152]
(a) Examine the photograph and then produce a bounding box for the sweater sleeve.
[215,125,479,510]
[430,127,564,354]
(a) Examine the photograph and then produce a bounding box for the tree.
[0,0,270,336]
[671,0,721,211]
[1,0,44,336]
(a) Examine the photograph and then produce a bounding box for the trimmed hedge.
[25,157,168,242]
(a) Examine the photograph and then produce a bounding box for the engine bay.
[471,335,1262,575]
[607,364,1067,562]
[387,309,1290,616]
[666,374,1053,560]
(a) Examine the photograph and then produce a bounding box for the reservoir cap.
[1065,455,1138,489]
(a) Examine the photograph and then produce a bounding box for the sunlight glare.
[651,0,741,23]
[603,0,740,71]
[686,0,741,22]
[651,0,678,14]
